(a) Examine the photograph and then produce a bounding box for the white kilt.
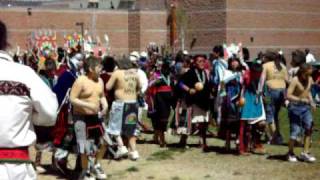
[0,163,36,180]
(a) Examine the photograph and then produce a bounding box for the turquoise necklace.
[195,69,206,84]
[161,74,171,86]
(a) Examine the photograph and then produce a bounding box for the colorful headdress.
[223,43,242,59]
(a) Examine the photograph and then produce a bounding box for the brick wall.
[2,0,320,60]
[0,7,168,55]
[128,10,140,52]
[226,0,320,59]
[177,0,227,54]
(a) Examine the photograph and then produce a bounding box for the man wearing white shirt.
[129,51,149,94]
[305,48,317,64]
[0,21,58,180]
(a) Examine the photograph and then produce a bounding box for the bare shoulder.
[291,76,298,83]
[309,77,314,84]
[263,61,272,68]
[74,75,86,84]
[112,69,123,78]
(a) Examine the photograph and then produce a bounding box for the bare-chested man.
[106,58,141,160]
[70,56,108,180]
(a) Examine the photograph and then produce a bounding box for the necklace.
[195,69,206,84]
[161,74,170,86]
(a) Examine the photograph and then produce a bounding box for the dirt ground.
[34,132,320,180]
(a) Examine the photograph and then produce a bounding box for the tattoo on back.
[124,70,138,95]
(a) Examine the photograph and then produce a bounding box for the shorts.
[74,115,104,154]
[106,101,139,137]
[265,88,285,123]
[288,103,313,140]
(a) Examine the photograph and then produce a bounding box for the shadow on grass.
[167,143,239,155]
[209,146,239,155]
[40,164,78,180]
[267,154,288,162]
[137,139,158,145]
[140,129,154,134]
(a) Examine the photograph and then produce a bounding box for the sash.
[0,147,31,163]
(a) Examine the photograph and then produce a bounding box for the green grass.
[126,166,139,172]
[37,108,320,180]
[204,174,211,178]
[144,107,320,143]
[171,176,181,180]
[279,108,320,148]
[147,150,175,161]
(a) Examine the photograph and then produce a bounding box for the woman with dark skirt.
[173,56,192,147]
[219,57,244,151]
[178,55,211,152]
[147,61,174,147]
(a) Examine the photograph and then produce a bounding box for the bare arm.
[309,79,316,108]
[136,74,142,94]
[99,79,108,116]
[106,71,117,91]
[284,68,289,85]
[258,65,266,94]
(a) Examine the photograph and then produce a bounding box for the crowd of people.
[1,20,320,180]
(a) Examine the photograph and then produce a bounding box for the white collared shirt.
[137,69,148,94]
[0,51,58,148]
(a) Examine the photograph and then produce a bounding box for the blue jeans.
[265,88,285,124]
[288,103,313,140]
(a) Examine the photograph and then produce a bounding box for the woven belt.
[0,147,31,163]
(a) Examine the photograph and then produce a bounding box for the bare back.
[106,69,140,101]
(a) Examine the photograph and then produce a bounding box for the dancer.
[106,58,141,160]
[179,55,211,152]
[287,64,316,162]
[70,56,108,179]
[0,20,58,179]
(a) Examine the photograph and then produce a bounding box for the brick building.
[1,0,320,59]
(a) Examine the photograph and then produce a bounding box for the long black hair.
[0,20,9,50]
[228,56,243,72]
[102,56,116,73]
[297,63,312,88]
[265,50,282,71]
[213,45,224,58]
[242,47,250,62]
[291,50,306,68]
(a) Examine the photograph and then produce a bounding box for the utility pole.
[75,22,84,52]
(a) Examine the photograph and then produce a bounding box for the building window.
[88,0,99,9]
